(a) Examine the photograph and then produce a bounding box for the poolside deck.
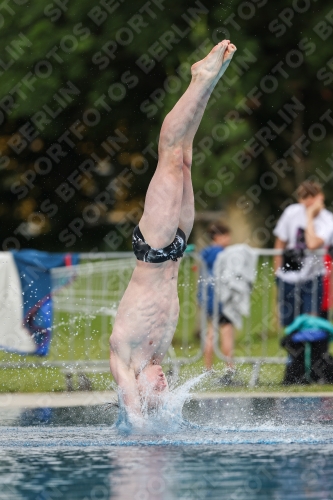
[0,391,332,408]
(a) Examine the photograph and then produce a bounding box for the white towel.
[213,244,258,330]
[0,252,36,353]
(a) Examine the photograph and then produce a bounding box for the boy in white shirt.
[274,180,333,326]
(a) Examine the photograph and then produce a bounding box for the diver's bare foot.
[191,40,237,87]
[221,43,237,70]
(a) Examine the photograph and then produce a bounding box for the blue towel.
[291,329,328,343]
[11,250,79,356]
[198,245,224,316]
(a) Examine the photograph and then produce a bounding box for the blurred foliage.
[0,0,332,251]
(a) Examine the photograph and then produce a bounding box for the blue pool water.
[1,397,333,499]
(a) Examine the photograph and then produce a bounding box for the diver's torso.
[111,259,180,373]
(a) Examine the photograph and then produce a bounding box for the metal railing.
[0,249,330,388]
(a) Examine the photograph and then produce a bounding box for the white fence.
[1,249,330,388]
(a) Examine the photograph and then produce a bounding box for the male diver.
[110,40,237,418]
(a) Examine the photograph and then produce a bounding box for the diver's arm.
[110,351,142,418]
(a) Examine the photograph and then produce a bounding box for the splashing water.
[115,371,210,435]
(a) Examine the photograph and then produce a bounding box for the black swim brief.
[132,225,187,263]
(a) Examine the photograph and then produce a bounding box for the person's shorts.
[208,313,233,326]
[276,276,323,327]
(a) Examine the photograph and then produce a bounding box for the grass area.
[1,363,333,394]
[0,255,332,394]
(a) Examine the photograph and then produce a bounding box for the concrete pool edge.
[0,391,333,408]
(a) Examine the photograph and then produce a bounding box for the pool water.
[1,397,333,499]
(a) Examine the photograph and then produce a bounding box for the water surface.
[0,397,332,499]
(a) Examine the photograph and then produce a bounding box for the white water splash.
[115,371,210,435]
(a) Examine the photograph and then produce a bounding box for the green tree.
[0,0,332,251]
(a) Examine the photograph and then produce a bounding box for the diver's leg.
[182,41,237,168]
[179,164,194,240]
[179,42,236,238]
[139,40,237,249]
